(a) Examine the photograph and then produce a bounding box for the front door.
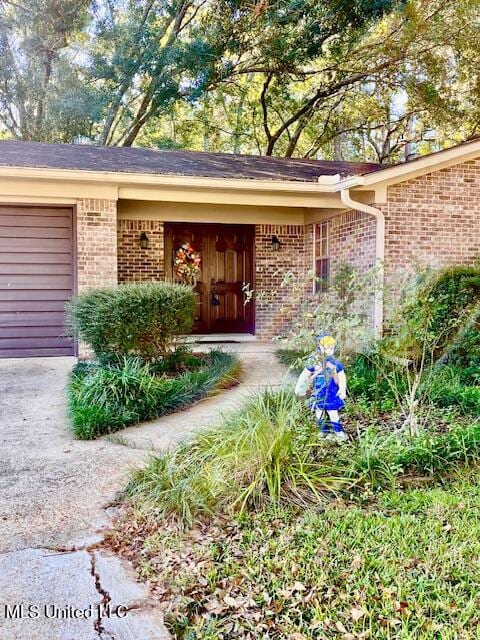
[164,223,254,334]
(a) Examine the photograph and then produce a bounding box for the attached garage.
[0,204,75,358]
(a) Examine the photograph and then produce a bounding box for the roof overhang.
[331,138,480,195]
[0,138,479,209]
[0,165,343,208]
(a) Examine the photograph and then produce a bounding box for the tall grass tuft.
[125,389,351,526]
[125,388,480,526]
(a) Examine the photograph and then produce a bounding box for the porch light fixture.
[271,235,281,252]
[139,231,149,250]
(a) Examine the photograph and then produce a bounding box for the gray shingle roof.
[0,140,385,182]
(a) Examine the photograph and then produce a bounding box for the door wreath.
[173,242,201,286]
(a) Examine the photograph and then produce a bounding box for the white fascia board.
[0,165,337,194]
[334,139,480,191]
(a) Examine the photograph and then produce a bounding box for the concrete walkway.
[0,343,289,640]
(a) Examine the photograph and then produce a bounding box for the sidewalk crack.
[89,550,115,640]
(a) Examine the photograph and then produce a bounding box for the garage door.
[0,205,75,357]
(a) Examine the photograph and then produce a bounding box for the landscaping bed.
[68,349,240,440]
[66,282,241,439]
[105,394,480,639]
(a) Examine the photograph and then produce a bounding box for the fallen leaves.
[104,496,477,640]
[350,606,367,621]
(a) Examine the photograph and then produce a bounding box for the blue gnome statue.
[294,334,348,443]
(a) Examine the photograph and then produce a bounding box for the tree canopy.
[1,0,479,161]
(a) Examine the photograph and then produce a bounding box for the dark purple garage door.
[0,204,75,358]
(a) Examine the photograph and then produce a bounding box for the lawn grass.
[106,465,480,639]
[68,349,241,439]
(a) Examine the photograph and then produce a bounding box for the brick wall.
[117,219,165,282]
[381,159,480,289]
[254,217,378,340]
[329,210,377,276]
[76,198,117,292]
[76,198,118,357]
[255,224,308,339]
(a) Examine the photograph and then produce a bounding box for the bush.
[385,265,480,365]
[68,350,240,439]
[67,282,196,361]
[425,365,480,414]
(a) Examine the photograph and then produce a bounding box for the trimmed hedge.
[68,350,241,440]
[66,282,196,361]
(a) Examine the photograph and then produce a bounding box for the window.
[314,221,330,293]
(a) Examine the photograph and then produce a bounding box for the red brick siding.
[381,159,480,288]
[117,219,165,282]
[255,224,308,339]
[77,198,117,292]
[328,210,377,275]
[328,210,377,326]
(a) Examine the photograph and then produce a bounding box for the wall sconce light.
[139,231,149,249]
[271,235,281,252]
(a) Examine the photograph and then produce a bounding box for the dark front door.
[164,223,254,334]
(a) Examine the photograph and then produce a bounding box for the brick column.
[117,219,164,282]
[76,198,118,292]
[76,198,117,358]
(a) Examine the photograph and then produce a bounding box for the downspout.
[340,189,385,338]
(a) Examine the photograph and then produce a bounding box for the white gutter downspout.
[340,189,385,338]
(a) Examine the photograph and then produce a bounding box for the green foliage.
[272,263,380,361]
[0,0,92,141]
[68,350,239,439]
[5,0,480,161]
[66,282,196,362]
[126,390,350,526]
[125,384,480,525]
[447,308,480,370]
[345,417,480,488]
[117,468,480,639]
[425,365,480,414]
[385,265,480,365]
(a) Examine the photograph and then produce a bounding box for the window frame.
[313,221,330,293]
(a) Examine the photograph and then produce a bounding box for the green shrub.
[276,347,309,372]
[422,364,480,415]
[68,350,240,439]
[447,309,480,370]
[66,282,196,361]
[385,265,480,364]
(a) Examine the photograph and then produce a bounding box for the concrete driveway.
[0,357,168,639]
[0,346,288,639]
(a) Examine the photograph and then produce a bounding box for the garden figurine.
[294,334,348,442]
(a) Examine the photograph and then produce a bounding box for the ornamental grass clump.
[125,389,351,525]
[66,281,196,362]
[69,350,240,440]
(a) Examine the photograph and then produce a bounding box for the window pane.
[313,224,329,293]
